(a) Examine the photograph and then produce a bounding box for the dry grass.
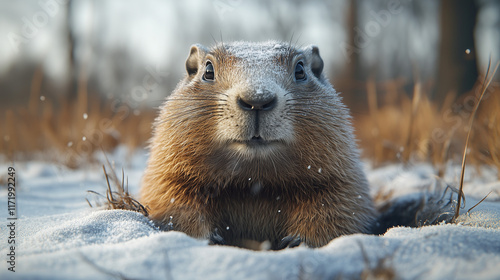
[353,78,500,177]
[0,69,156,168]
[355,80,457,170]
[87,164,149,217]
[453,62,499,221]
[470,86,500,171]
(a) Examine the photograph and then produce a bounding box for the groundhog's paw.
[208,229,225,245]
[277,235,302,250]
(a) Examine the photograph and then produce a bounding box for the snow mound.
[1,156,500,279]
[2,211,500,280]
[455,200,500,229]
[19,210,158,255]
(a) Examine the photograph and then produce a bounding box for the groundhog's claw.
[277,235,302,250]
[209,229,225,245]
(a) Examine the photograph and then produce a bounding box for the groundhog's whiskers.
[158,104,226,124]
[285,94,335,101]
[163,97,228,102]
[288,108,340,125]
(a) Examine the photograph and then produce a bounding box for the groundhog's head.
[154,41,360,186]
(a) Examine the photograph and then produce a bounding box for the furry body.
[140,41,375,249]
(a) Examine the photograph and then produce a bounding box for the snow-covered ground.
[1,147,500,279]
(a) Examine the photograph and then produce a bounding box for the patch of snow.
[0,154,499,279]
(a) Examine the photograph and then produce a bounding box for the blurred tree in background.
[1,0,497,110]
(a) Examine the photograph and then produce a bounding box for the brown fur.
[140,41,375,249]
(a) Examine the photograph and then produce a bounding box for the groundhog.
[140,41,375,249]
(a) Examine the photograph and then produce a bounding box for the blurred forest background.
[1,0,499,171]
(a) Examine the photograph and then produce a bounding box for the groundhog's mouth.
[245,136,277,145]
[249,136,266,143]
[230,136,283,150]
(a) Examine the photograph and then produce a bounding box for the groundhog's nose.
[237,90,277,111]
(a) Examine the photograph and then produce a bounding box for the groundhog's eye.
[203,61,215,81]
[294,62,306,81]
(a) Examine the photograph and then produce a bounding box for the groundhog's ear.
[186,44,209,76]
[304,45,324,79]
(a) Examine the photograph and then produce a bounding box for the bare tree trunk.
[65,0,77,100]
[337,0,365,113]
[436,0,478,99]
[346,0,359,82]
